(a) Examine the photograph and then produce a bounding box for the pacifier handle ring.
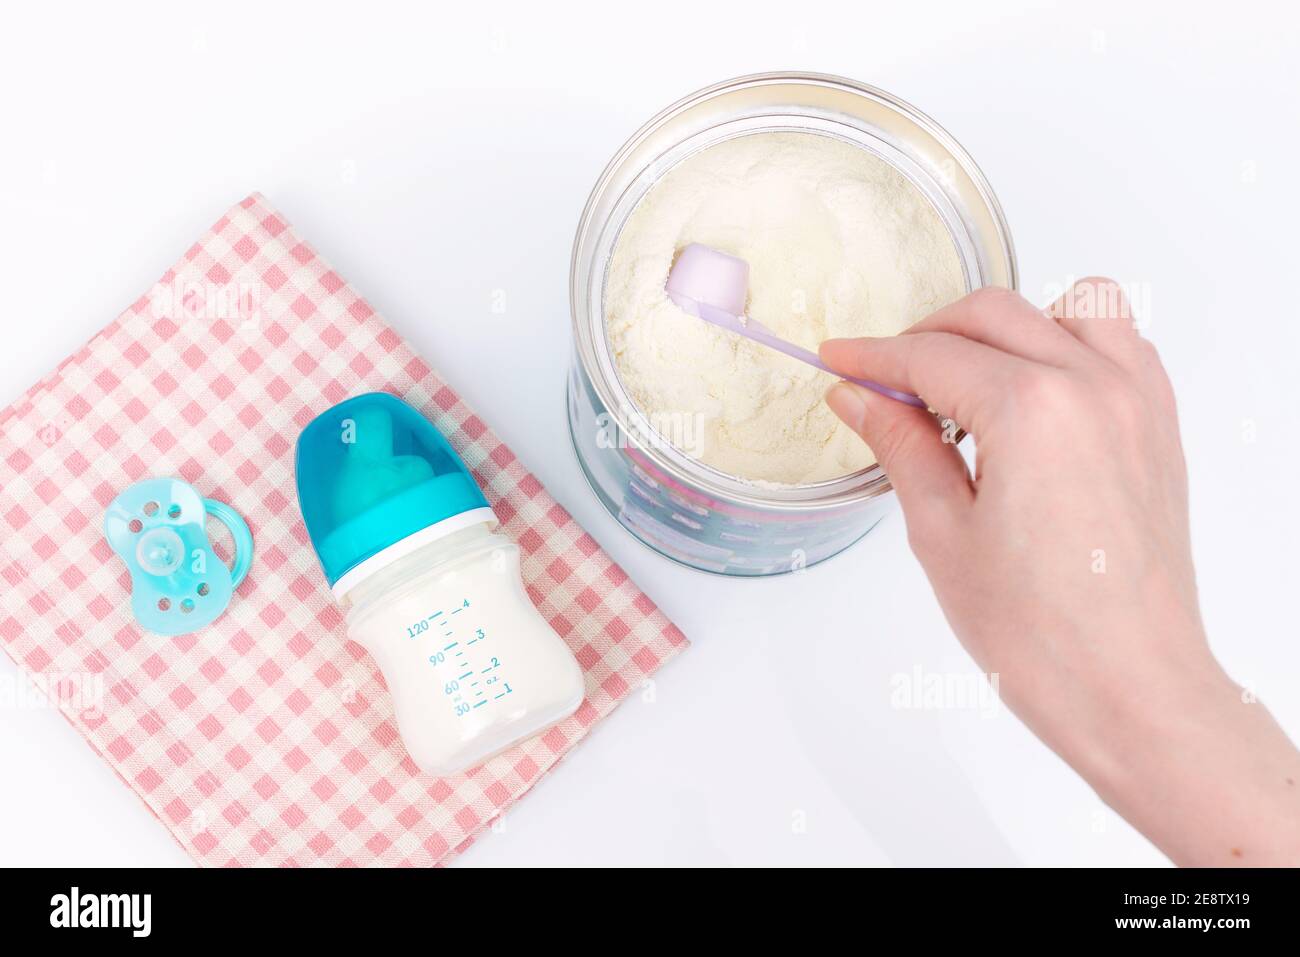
[203,498,253,589]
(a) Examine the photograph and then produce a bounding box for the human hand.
[821,280,1300,866]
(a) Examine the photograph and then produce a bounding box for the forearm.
[1075,659,1300,866]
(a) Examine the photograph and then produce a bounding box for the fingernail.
[825,382,868,433]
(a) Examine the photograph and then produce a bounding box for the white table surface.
[1,0,1296,867]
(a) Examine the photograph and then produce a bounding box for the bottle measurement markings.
[411,599,513,720]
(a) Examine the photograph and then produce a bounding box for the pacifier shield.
[103,477,253,637]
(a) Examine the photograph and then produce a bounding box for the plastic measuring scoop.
[665,243,927,408]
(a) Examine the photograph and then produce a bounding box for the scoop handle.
[667,289,927,408]
[744,319,926,408]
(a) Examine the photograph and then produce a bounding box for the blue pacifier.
[103,477,253,636]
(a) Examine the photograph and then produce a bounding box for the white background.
[1,1,1297,867]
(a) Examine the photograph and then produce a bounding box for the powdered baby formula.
[604,131,965,485]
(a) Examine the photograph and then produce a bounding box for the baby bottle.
[295,392,584,776]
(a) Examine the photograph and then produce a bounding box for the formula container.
[296,393,584,776]
[567,72,1018,577]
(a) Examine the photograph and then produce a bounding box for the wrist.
[1072,652,1300,865]
[1071,646,1231,794]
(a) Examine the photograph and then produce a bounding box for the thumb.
[825,381,973,516]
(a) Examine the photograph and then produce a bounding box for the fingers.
[1047,277,1176,415]
[1046,277,1144,367]
[908,286,1085,365]
[825,381,973,515]
[820,331,1030,437]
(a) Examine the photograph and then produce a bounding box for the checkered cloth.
[0,194,687,866]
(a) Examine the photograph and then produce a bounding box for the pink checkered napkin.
[0,193,687,866]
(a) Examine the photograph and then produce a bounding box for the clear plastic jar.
[568,72,1017,576]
